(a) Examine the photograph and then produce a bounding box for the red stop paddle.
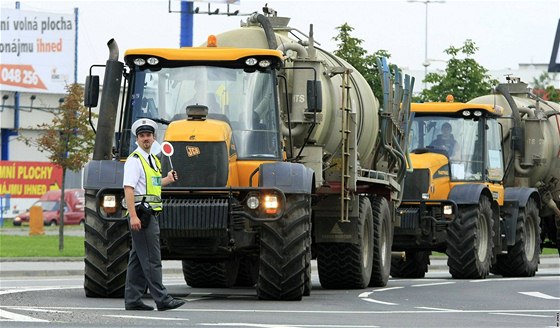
[161,141,175,175]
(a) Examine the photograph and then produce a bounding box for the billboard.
[0,161,63,198]
[0,9,76,94]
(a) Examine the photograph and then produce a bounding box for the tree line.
[332,22,559,103]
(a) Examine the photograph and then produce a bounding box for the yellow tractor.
[82,9,413,300]
[392,100,540,279]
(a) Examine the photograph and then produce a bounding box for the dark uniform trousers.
[124,213,172,307]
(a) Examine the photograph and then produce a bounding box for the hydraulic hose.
[248,13,277,50]
[513,153,531,175]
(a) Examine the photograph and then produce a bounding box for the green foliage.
[19,83,96,171]
[532,72,560,102]
[332,23,394,102]
[18,83,96,251]
[419,39,498,103]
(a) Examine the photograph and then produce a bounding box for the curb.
[0,257,84,262]
[2,255,557,262]
[0,268,184,278]
[0,256,557,278]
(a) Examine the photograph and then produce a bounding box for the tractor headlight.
[245,58,258,66]
[133,58,146,66]
[102,194,117,214]
[443,205,453,215]
[247,196,259,210]
[146,57,159,65]
[258,59,271,68]
[263,195,279,214]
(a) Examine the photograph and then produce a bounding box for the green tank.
[469,78,560,252]
[213,17,380,183]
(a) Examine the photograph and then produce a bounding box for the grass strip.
[0,235,84,258]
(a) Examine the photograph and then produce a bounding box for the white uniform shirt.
[123,147,156,196]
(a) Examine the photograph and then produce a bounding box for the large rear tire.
[257,194,310,301]
[84,189,130,298]
[390,251,430,278]
[316,196,373,289]
[446,196,494,279]
[182,259,239,288]
[369,196,393,287]
[494,198,540,277]
[303,238,312,296]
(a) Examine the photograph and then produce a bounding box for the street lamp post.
[408,0,445,91]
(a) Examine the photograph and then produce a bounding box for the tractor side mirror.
[306,80,322,112]
[84,75,100,107]
[511,126,524,152]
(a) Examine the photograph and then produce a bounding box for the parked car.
[13,189,85,226]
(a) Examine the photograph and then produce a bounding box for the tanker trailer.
[82,7,413,300]
[391,101,533,279]
[469,77,560,261]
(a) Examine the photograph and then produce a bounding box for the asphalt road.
[1,226,559,327]
[1,263,558,328]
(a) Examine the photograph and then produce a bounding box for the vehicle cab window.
[486,120,504,182]
[409,116,484,181]
[124,66,282,160]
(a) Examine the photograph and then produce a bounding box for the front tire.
[257,194,310,300]
[316,196,373,289]
[494,198,540,277]
[182,259,239,288]
[446,196,494,279]
[391,250,431,278]
[369,196,393,287]
[84,189,130,298]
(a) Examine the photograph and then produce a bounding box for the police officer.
[123,118,185,311]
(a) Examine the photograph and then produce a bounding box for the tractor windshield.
[409,116,488,181]
[124,65,281,159]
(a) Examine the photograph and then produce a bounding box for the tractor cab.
[120,47,284,164]
[407,102,505,200]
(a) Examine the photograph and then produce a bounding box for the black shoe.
[157,298,186,311]
[125,303,154,311]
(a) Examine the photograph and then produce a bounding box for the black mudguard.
[448,184,492,205]
[259,162,314,194]
[84,160,125,190]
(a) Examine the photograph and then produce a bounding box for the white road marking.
[200,325,379,327]
[358,287,404,297]
[519,292,560,300]
[1,305,558,315]
[361,298,398,306]
[3,306,71,313]
[370,287,405,293]
[0,309,48,322]
[470,276,560,283]
[359,286,403,305]
[411,282,455,288]
[489,312,553,318]
[104,314,190,321]
[416,307,459,312]
[0,286,79,295]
